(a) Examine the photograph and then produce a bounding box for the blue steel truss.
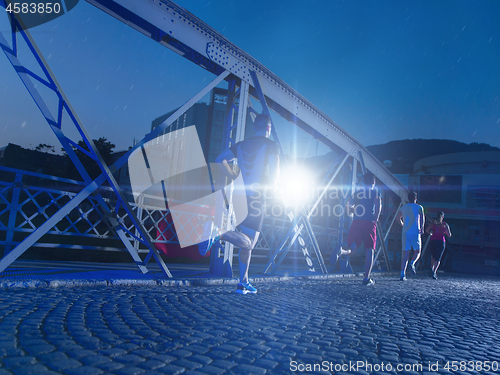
[1,0,408,277]
[0,3,170,275]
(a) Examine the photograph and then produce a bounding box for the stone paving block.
[205,350,231,360]
[158,364,186,375]
[210,359,237,370]
[231,364,267,374]
[10,364,50,374]
[130,349,157,359]
[285,344,307,354]
[245,344,271,353]
[252,358,279,370]
[45,358,82,372]
[265,342,286,350]
[340,348,360,356]
[114,354,147,365]
[64,366,104,375]
[149,354,176,364]
[66,349,99,359]
[241,338,265,345]
[263,351,294,363]
[38,351,69,362]
[167,349,193,359]
[134,359,166,372]
[96,361,125,372]
[2,356,37,368]
[114,366,146,375]
[98,348,127,357]
[79,355,111,367]
[188,355,212,366]
[196,365,225,375]
[297,352,323,362]
[169,358,202,371]
[380,354,400,363]
[115,343,141,351]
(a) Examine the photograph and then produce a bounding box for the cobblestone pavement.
[0,273,499,375]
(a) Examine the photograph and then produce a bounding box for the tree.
[35,143,55,153]
[62,137,116,180]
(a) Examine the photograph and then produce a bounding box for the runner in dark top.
[199,114,280,294]
[334,172,381,285]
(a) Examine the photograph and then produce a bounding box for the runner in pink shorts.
[335,172,381,285]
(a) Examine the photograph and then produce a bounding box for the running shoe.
[410,262,416,275]
[198,221,219,256]
[236,282,257,294]
[362,278,375,286]
[432,272,438,280]
[330,246,343,267]
[400,275,407,281]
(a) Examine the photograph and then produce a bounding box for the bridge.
[0,0,408,278]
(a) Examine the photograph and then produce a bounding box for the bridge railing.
[0,165,337,263]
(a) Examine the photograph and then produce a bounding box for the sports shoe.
[410,262,416,275]
[236,282,257,294]
[198,221,219,256]
[432,272,438,280]
[330,246,343,267]
[400,275,407,281]
[362,278,375,286]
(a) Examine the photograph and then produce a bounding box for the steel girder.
[0,3,232,275]
[82,0,409,273]
[84,0,409,203]
[1,0,409,276]
[209,78,249,277]
[0,9,173,276]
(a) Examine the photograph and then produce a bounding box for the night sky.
[1,0,499,157]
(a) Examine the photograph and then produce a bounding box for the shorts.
[238,194,265,233]
[402,232,421,251]
[346,219,377,250]
[430,240,446,261]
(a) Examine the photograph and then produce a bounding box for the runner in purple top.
[425,211,452,279]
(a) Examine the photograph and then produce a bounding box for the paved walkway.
[0,260,362,288]
[0,264,499,374]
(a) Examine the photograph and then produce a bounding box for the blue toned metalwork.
[250,70,327,274]
[0,165,214,257]
[0,6,170,276]
[209,78,250,277]
[2,0,410,279]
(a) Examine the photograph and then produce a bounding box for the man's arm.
[397,210,403,226]
[215,148,238,180]
[425,223,433,235]
[419,207,425,234]
[445,223,452,237]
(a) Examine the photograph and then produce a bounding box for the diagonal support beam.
[250,70,327,274]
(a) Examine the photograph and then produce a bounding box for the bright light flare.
[280,164,316,208]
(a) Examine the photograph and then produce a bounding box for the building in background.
[395,151,500,275]
[151,87,254,163]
